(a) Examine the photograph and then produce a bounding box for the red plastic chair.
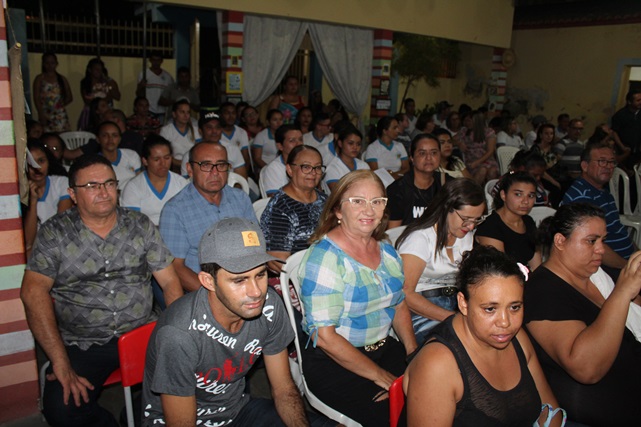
[389,375,405,427]
[118,321,157,427]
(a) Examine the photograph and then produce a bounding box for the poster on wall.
[226,72,243,94]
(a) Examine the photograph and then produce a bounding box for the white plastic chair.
[386,225,407,247]
[529,206,556,227]
[609,167,641,247]
[484,178,498,212]
[279,251,362,427]
[633,164,641,216]
[496,146,520,175]
[248,177,260,197]
[258,170,269,198]
[227,172,249,194]
[252,197,269,220]
[59,131,96,150]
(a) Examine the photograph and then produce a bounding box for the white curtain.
[308,22,373,118]
[242,15,309,106]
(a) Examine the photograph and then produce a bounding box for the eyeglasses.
[44,144,62,152]
[454,210,487,227]
[289,163,326,175]
[341,197,388,210]
[73,179,118,192]
[590,159,617,168]
[190,161,231,173]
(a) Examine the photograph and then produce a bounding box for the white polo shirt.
[120,170,188,225]
[363,139,408,172]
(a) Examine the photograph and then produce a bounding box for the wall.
[398,23,641,130]
[507,23,641,127]
[396,42,494,113]
[156,0,514,48]
[28,54,177,126]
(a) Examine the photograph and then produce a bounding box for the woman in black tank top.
[403,246,564,426]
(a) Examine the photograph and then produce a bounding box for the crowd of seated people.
[24,57,641,427]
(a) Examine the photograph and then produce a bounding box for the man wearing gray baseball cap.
[141,217,336,427]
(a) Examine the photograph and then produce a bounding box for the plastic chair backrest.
[389,375,405,427]
[634,164,641,215]
[609,167,633,215]
[258,170,269,198]
[228,172,250,195]
[529,206,556,227]
[59,131,96,150]
[484,178,498,212]
[496,146,520,175]
[253,198,270,220]
[118,321,157,387]
[279,251,361,427]
[386,226,407,247]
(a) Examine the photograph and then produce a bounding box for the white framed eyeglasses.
[341,197,388,210]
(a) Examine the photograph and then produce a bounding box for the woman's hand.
[614,251,641,301]
[29,181,44,203]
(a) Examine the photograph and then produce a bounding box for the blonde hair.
[310,170,389,242]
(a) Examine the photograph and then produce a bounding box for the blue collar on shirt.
[144,171,171,199]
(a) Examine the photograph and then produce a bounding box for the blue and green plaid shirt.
[299,236,405,348]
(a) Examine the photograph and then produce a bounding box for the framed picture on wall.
[226,72,243,94]
[380,79,389,96]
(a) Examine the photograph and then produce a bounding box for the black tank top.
[429,317,541,427]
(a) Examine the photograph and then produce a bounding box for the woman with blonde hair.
[299,170,417,426]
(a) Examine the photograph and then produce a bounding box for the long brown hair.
[310,170,389,242]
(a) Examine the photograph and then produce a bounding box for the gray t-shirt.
[142,286,295,426]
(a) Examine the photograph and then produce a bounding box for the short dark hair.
[409,133,440,158]
[177,66,190,74]
[275,124,300,144]
[96,120,121,137]
[68,154,114,188]
[626,89,641,103]
[404,98,415,106]
[456,245,526,300]
[172,99,190,112]
[580,140,611,163]
[376,116,397,138]
[219,102,235,112]
[557,113,570,122]
[200,262,221,280]
[142,134,172,158]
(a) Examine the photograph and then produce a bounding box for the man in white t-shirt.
[220,102,252,172]
[137,52,174,120]
[260,124,303,196]
[303,112,335,166]
[180,112,248,179]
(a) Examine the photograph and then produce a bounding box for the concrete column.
[220,11,244,102]
[370,29,394,125]
[0,10,39,423]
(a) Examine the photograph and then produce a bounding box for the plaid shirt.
[299,236,405,347]
[26,207,173,350]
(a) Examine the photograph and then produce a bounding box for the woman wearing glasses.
[396,179,487,345]
[260,145,327,275]
[299,170,417,427]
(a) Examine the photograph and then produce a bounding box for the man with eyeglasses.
[562,141,635,279]
[179,112,248,179]
[160,143,256,292]
[303,112,336,166]
[21,154,183,427]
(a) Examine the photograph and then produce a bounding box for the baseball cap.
[198,217,284,273]
[198,111,222,129]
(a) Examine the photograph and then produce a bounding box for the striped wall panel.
[0,9,38,424]
[370,30,393,123]
[489,48,507,112]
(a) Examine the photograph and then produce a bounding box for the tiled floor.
[0,367,272,427]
